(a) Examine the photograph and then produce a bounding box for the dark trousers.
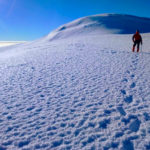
[133,40,141,52]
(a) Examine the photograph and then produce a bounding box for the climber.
[132,30,142,52]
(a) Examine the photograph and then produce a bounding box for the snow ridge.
[47,13,150,41]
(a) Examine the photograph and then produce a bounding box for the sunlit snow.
[0,14,150,150]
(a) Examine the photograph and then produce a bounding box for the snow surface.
[0,14,150,150]
[47,14,150,41]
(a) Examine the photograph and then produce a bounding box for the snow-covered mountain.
[0,14,150,150]
[47,13,150,41]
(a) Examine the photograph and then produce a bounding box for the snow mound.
[47,13,150,41]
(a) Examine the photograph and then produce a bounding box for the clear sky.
[0,0,150,41]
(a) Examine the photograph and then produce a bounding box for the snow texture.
[0,14,150,150]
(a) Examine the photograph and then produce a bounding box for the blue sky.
[0,0,150,41]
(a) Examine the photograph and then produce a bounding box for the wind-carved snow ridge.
[0,14,150,150]
[46,13,150,41]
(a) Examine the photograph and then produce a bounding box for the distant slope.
[0,41,26,47]
[46,13,150,41]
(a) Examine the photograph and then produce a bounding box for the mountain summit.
[47,13,150,41]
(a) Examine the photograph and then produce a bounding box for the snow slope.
[0,41,26,48]
[0,14,150,150]
[46,14,150,41]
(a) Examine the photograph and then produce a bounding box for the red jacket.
[132,32,142,44]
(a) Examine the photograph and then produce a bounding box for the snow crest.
[47,14,150,41]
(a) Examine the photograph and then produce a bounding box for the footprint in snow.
[130,74,135,78]
[124,95,133,104]
[121,115,141,133]
[117,106,126,116]
[51,139,63,148]
[126,70,130,74]
[122,139,134,150]
[122,78,128,82]
[121,89,126,95]
[143,112,150,121]
[99,118,110,129]
[17,140,30,148]
[130,82,136,88]
[129,118,141,132]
